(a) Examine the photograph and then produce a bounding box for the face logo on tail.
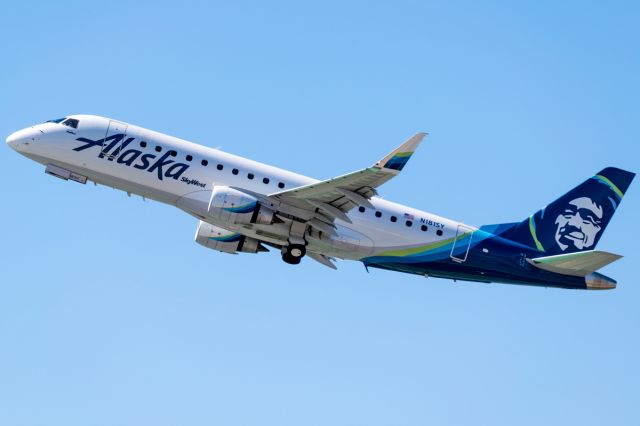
[553,197,603,251]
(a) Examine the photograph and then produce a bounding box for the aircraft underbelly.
[365,255,587,289]
[22,153,179,204]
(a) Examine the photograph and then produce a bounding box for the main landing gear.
[282,243,306,265]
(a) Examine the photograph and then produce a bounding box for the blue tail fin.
[500,167,635,255]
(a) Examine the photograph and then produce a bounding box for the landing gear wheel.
[282,252,301,265]
[282,244,306,265]
[289,245,305,258]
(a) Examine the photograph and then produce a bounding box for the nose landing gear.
[282,244,306,265]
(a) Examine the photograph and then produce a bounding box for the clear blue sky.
[1,1,638,425]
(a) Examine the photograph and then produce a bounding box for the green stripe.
[375,232,472,258]
[595,174,624,199]
[393,151,413,158]
[529,216,545,252]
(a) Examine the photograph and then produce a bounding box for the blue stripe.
[209,234,242,243]
[384,155,411,171]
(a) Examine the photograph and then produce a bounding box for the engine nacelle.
[208,186,274,225]
[195,221,267,254]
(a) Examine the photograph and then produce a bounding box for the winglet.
[374,132,427,171]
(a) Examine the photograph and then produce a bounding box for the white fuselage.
[7,115,466,261]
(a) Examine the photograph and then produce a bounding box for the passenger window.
[140,141,147,148]
[436,229,443,236]
[375,211,382,218]
[247,173,254,180]
[186,155,193,162]
[358,206,365,213]
[217,164,224,170]
[421,225,428,232]
[155,146,162,152]
[405,220,412,227]
[390,216,397,223]
[201,159,208,166]
[232,168,239,175]
[263,177,270,184]
[62,118,79,129]
[169,150,177,157]
[278,182,285,189]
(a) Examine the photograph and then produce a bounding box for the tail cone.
[585,272,617,290]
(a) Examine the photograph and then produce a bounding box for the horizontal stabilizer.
[528,250,622,277]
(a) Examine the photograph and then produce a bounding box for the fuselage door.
[450,224,474,263]
[102,120,128,160]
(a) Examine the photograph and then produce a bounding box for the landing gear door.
[101,120,128,160]
[450,224,474,263]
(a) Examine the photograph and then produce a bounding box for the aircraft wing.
[267,132,426,224]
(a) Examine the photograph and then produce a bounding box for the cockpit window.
[62,118,79,129]
[46,117,66,124]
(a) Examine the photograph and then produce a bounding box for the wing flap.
[529,250,622,277]
[307,251,338,270]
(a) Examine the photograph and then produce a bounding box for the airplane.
[6,115,635,290]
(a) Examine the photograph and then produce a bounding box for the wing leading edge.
[528,250,622,277]
[268,132,426,223]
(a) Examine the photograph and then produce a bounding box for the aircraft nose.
[6,128,37,151]
[6,131,20,149]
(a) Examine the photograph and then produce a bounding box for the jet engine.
[208,186,275,225]
[195,221,268,254]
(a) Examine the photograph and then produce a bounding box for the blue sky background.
[1,1,638,425]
